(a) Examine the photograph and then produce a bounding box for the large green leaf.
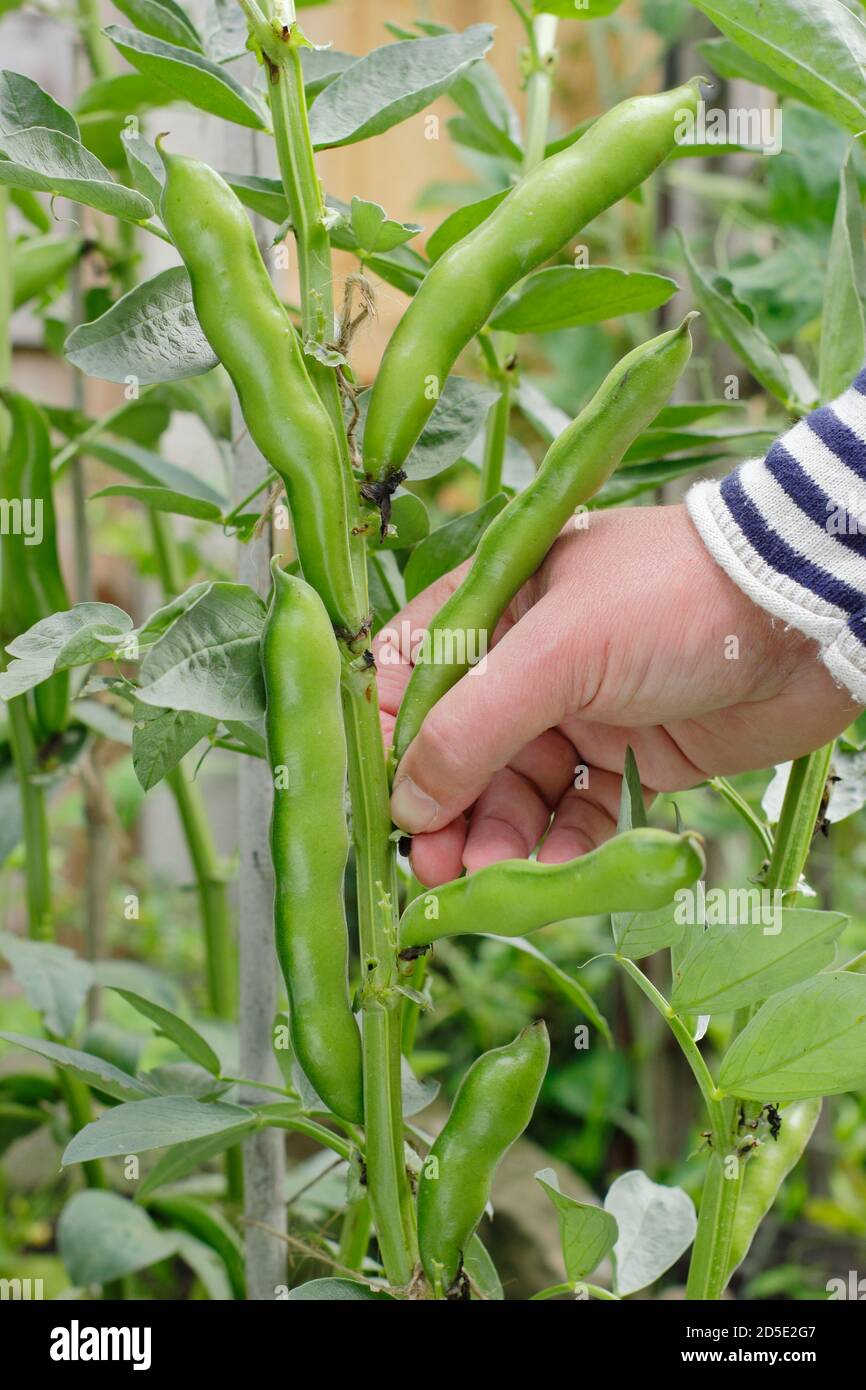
[287,1278,396,1300]
[0,70,79,138]
[534,0,624,15]
[0,126,152,221]
[0,1032,153,1103]
[65,266,218,384]
[536,1168,618,1282]
[426,189,509,262]
[718,973,866,1100]
[308,26,494,149]
[403,492,507,600]
[0,935,92,1037]
[672,909,847,1015]
[678,233,805,411]
[105,26,267,130]
[0,603,133,700]
[491,266,678,333]
[132,704,216,791]
[697,36,811,102]
[137,583,266,720]
[109,990,222,1076]
[62,1095,254,1166]
[59,1191,177,1286]
[690,0,866,135]
[110,0,202,50]
[604,1170,696,1297]
[820,146,866,402]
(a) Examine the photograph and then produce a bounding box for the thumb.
[390,595,572,833]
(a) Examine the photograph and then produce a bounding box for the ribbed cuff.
[687,477,866,705]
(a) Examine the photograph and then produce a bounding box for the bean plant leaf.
[172,1231,233,1300]
[403,493,507,600]
[287,1278,397,1301]
[718,972,866,1100]
[0,1032,154,1104]
[689,0,866,135]
[405,377,501,481]
[426,189,509,262]
[109,990,222,1076]
[65,266,218,384]
[105,26,268,131]
[136,1128,250,1199]
[604,1170,697,1296]
[678,233,805,411]
[110,0,203,50]
[132,703,217,791]
[0,603,134,700]
[62,1095,254,1166]
[491,266,679,334]
[449,61,522,163]
[820,147,866,403]
[0,126,153,222]
[371,489,430,552]
[697,36,811,103]
[349,196,421,253]
[536,1168,619,1282]
[0,70,79,138]
[91,483,223,520]
[0,934,93,1037]
[124,130,165,207]
[59,1191,177,1287]
[86,441,225,507]
[308,26,494,149]
[137,583,267,720]
[463,1235,504,1300]
[300,47,357,99]
[672,908,847,1015]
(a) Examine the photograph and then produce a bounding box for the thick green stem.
[685,745,835,1300]
[765,746,834,896]
[522,14,559,173]
[617,956,727,1151]
[166,765,235,1019]
[341,664,417,1287]
[479,371,512,503]
[6,696,52,940]
[254,6,415,1287]
[75,0,114,80]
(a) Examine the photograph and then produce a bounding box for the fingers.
[537,763,630,863]
[373,562,472,723]
[390,592,574,834]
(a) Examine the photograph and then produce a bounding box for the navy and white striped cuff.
[687,368,866,705]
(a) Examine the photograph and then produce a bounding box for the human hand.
[375,504,858,886]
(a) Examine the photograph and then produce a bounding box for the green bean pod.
[417,1022,550,1295]
[727,1099,822,1279]
[159,148,364,639]
[262,560,364,1124]
[399,828,705,950]
[392,316,695,762]
[0,391,69,739]
[11,234,85,310]
[363,78,703,481]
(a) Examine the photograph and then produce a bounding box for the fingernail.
[391,776,440,833]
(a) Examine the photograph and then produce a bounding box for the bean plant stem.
[5,696,52,939]
[685,744,835,1300]
[765,745,834,896]
[479,15,557,504]
[616,956,727,1151]
[254,4,417,1287]
[710,776,774,859]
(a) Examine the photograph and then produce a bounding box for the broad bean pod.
[0,391,69,738]
[262,560,364,1124]
[159,148,365,640]
[417,1021,550,1295]
[399,828,705,950]
[727,1099,822,1279]
[391,316,695,761]
[362,78,703,482]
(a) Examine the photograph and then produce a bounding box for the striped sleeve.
[686,368,866,705]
